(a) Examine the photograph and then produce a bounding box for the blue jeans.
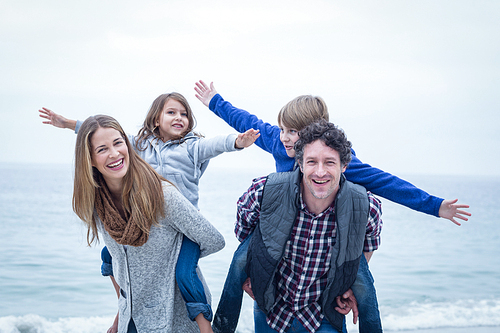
[176,236,213,321]
[254,302,347,333]
[213,234,382,333]
[212,234,252,333]
[127,319,137,333]
[100,246,113,277]
[350,255,383,333]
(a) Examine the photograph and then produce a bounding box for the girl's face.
[156,99,189,142]
[91,127,129,189]
[279,123,300,158]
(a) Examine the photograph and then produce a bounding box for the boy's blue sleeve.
[208,94,281,154]
[344,149,444,217]
[100,246,113,277]
[208,94,295,172]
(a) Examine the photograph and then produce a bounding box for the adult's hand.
[335,289,358,324]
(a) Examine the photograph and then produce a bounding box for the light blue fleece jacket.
[75,121,240,209]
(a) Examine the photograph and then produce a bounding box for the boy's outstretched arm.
[235,129,260,149]
[194,80,289,172]
[39,107,77,131]
[438,199,471,226]
[344,156,472,224]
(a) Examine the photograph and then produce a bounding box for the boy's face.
[279,123,300,158]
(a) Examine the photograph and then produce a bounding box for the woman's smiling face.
[90,127,129,189]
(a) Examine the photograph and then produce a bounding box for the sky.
[1,0,499,176]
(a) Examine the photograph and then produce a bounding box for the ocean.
[1,163,499,333]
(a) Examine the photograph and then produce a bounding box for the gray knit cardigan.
[97,183,225,333]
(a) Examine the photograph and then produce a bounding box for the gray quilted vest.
[246,168,369,331]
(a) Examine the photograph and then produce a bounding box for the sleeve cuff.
[74,120,82,134]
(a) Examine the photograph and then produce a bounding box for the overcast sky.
[1,0,499,176]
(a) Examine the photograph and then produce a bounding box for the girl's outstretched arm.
[39,107,77,131]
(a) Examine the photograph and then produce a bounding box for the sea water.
[0,163,499,332]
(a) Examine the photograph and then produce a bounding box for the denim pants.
[350,254,383,333]
[213,234,382,333]
[176,235,213,321]
[254,302,347,333]
[212,234,252,333]
[127,319,137,333]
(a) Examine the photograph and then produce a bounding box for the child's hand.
[235,129,260,149]
[194,80,217,107]
[438,199,471,226]
[39,107,76,130]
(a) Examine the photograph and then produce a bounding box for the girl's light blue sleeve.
[74,120,82,134]
[194,134,240,163]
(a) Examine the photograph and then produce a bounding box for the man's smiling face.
[300,139,347,202]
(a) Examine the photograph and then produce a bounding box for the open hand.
[38,107,76,130]
[235,129,260,149]
[39,107,67,128]
[438,199,471,226]
[194,80,217,107]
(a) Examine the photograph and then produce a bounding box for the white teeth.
[108,159,123,168]
[314,180,328,184]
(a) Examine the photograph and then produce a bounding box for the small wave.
[380,298,500,331]
[0,314,114,333]
[1,299,499,333]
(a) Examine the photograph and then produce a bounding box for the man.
[236,120,383,333]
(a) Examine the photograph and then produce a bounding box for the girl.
[71,114,224,332]
[39,92,259,333]
[194,80,471,333]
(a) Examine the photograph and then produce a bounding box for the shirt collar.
[299,189,336,218]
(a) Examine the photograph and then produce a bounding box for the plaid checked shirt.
[235,176,383,333]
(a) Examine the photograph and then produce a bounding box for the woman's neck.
[105,180,127,220]
[105,179,123,198]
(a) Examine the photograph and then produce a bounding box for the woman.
[73,114,224,333]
